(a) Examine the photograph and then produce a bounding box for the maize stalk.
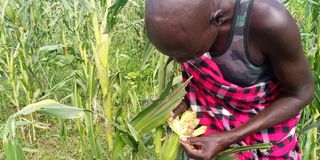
[90,0,113,151]
[90,0,128,151]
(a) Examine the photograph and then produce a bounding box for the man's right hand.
[168,100,189,121]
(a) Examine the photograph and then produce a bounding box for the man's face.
[163,32,218,63]
[146,21,219,63]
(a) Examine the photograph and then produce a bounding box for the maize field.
[0,0,319,159]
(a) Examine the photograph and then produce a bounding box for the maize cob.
[167,110,207,138]
[159,110,207,160]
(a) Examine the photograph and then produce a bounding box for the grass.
[0,0,319,159]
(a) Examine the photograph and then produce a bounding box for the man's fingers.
[168,111,175,121]
[173,100,187,113]
[169,100,188,121]
[181,141,204,159]
[184,136,204,144]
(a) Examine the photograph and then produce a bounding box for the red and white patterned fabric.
[182,53,301,160]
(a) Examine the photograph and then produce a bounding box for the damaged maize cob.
[160,110,206,160]
[167,110,207,138]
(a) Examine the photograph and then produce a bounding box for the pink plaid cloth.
[182,53,301,160]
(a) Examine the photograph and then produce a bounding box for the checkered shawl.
[182,53,301,160]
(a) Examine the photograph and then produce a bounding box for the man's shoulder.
[249,0,302,58]
[250,0,297,35]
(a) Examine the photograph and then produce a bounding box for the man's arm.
[230,1,314,141]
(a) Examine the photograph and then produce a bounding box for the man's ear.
[210,9,225,26]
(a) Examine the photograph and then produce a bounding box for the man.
[145,0,314,159]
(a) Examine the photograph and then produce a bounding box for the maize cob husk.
[160,133,181,160]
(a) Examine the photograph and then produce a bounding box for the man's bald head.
[145,0,218,61]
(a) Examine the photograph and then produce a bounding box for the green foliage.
[3,100,85,160]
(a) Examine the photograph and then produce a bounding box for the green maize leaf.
[137,138,152,159]
[141,37,154,69]
[60,120,67,149]
[129,98,162,127]
[119,132,138,150]
[301,119,320,133]
[127,123,139,142]
[218,143,273,156]
[318,20,320,51]
[3,117,26,160]
[39,105,84,119]
[4,140,25,160]
[14,99,84,119]
[112,132,126,160]
[303,130,313,160]
[139,99,182,133]
[129,76,175,127]
[108,119,128,133]
[160,72,175,98]
[128,125,152,158]
[160,133,181,160]
[39,44,63,52]
[314,84,320,103]
[107,0,128,30]
[3,116,15,142]
[135,87,185,131]
[129,78,191,134]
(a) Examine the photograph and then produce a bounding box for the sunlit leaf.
[15,99,84,119]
